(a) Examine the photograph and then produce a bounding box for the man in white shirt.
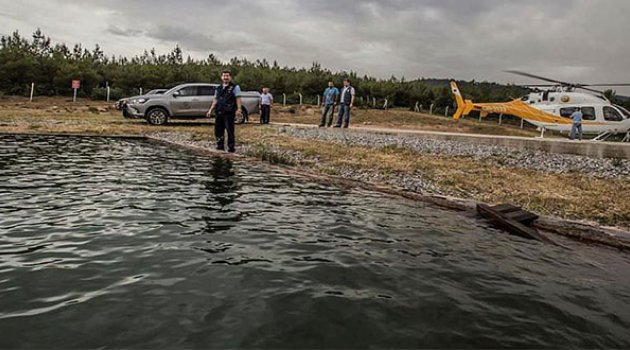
[335,79,355,128]
[259,87,273,124]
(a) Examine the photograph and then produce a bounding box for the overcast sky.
[2,0,629,93]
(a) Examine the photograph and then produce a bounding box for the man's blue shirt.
[323,87,339,105]
[571,111,583,124]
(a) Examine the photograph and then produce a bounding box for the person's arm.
[350,88,356,108]
[207,91,218,117]
[236,96,243,116]
[234,85,243,116]
[269,94,273,106]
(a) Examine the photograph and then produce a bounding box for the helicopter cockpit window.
[614,105,630,119]
[604,106,624,122]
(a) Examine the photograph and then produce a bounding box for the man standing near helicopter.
[569,107,583,141]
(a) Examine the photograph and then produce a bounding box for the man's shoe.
[318,124,325,128]
[333,125,341,128]
[342,125,349,128]
[216,147,225,151]
[228,148,236,153]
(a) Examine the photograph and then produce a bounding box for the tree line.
[8,28,625,111]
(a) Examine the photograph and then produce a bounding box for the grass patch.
[244,143,296,166]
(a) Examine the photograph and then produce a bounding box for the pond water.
[1,135,629,349]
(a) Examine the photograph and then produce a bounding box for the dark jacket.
[216,83,237,114]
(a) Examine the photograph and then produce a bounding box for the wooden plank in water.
[491,203,521,214]
[505,210,539,225]
[477,203,554,244]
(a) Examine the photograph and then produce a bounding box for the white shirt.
[260,93,273,105]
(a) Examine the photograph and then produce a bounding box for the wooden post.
[29,82,34,102]
[373,97,376,108]
[283,93,286,106]
[445,106,449,117]
[429,104,434,115]
[499,113,503,125]
[317,95,321,106]
[73,88,77,103]
[414,102,420,113]
[383,99,388,110]
[299,93,303,106]
[139,87,143,95]
[106,86,111,102]
[520,118,524,129]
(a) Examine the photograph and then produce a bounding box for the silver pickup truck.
[123,83,261,125]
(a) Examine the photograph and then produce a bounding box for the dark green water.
[1,135,629,349]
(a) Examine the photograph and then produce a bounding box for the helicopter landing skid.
[622,132,630,143]
[592,131,614,142]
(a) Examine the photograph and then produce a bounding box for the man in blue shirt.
[319,81,339,127]
[569,107,583,141]
[207,70,242,153]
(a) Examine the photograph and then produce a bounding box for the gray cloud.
[1,0,630,94]
[106,25,144,37]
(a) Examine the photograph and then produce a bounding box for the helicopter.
[450,71,630,141]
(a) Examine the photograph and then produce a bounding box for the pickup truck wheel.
[146,107,169,125]
[236,108,249,124]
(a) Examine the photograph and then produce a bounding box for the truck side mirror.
[173,91,180,98]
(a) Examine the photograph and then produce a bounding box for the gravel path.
[276,126,630,179]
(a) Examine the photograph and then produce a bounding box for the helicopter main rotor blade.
[504,70,574,86]
[577,86,605,94]
[581,84,630,87]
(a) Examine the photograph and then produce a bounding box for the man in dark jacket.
[334,78,355,128]
[207,70,242,153]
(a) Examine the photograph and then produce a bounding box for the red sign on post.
[72,80,81,89]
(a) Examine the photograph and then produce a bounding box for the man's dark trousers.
[320,104,335,127]
[336,104,351,127]
[261,105,271,124]
[215,112,236,151]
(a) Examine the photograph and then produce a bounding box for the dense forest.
[4,29,625,111]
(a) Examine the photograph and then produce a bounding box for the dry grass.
[1,96,628,229]
[270,105,545,137]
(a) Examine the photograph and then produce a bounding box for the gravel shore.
[275,126,630,179]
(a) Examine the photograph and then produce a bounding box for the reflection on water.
[1,134,630,349]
